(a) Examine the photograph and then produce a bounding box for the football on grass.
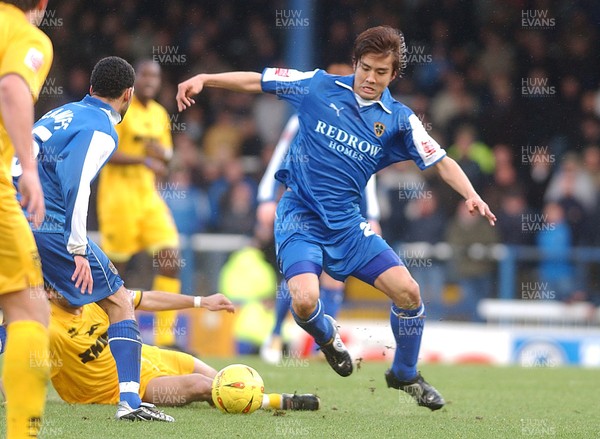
[212,364,265,414]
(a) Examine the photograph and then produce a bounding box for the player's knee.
[98,286,134,321]
[395,278,421,309]
[291,294,318,320]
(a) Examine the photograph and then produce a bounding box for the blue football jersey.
[257,113,380,220]
[261,68,446,229]
[12,95,121,256]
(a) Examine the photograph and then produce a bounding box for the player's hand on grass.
[201,293,235,313]
[176,75,203,112]
[143,157,168,177]
[18,168,45,229]
[72,255,93,294]
[465,196,496,226]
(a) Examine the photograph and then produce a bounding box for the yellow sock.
[262,393,282,409]
[152,274,181,346]
[3,321,49,439]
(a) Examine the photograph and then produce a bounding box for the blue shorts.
[274,192,402,284]
[33,232,124,307]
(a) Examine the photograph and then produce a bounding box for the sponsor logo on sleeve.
[420,140,436,158]
[274,68,290,77]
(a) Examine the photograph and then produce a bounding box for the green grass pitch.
[1,357,597,438]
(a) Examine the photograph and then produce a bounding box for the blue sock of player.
[290,299,333,345]
[108,319,142,408]
[390,303,425,381]
[272,280,292,336]
[320,286,344,319]
[0,325,5,354]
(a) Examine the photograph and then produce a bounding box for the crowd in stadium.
[37,0,600,306]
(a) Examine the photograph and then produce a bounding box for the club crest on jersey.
[374,122,385,137]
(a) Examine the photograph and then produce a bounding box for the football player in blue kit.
[12,56,173,422]
[177,26,496,411]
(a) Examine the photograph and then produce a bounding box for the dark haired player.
[177,26,496,411]
[97,60,182,350]
[12,56,173,422]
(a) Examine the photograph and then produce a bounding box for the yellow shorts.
[139,345,196,399]
[97,184,179,262]
[0,174,43,294]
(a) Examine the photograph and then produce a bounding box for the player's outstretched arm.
[176,72,262,112]
[136,291,235,313]
[434,155,496,226]
[0,74,45,227]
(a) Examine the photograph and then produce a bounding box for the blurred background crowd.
[35,0,600,319]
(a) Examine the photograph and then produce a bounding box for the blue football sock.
[273,280,292,336]
[290,299,333,345]
[390,303,425,382]
[320,286,344,319]
[108,319,142,408]
[0,325,5,354]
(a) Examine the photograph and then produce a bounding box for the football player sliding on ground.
[0,290,320,412]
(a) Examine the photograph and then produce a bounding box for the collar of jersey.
[334,75,392,114]
[82,94,122,125]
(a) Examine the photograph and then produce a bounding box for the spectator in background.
[178,105,205,143]
[446,202,499,321]
[162,166,210,236]
[171,132,205,185]
[559,17,599,90]
[545,152,596,244]
[515,30,554,79]
[496,189,536,246]
[578,116,600,149]
[162,166,211,294]
[496,189,538,289]
[478,74,524,147]
[582,145,600,195]
[520,67,560,147]
[403,191,447,321]
[218,181,256,235]
[478,29,515,79]
[556,75,583,150]
[218,242,277,354]
[411,19,452,96]
[377,162,427,244]
[483,143,522,213]
[582,141,600,246]
[201,110,243,163]
[523,148,555,214]
[536,202,576,302]
[207,157,257,231]
[430,70,479,135]
[447,124,494,193]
